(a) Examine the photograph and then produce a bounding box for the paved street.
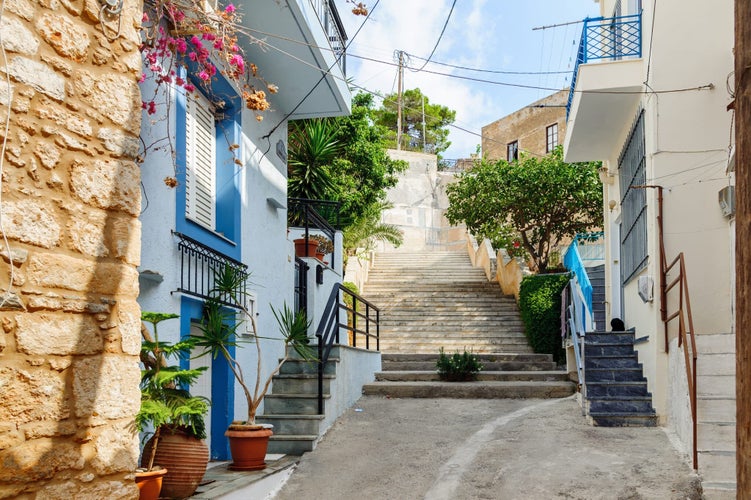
[274,395,701,500]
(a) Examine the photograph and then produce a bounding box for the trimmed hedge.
[518,273,570,363]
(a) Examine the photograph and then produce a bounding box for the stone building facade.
[481,89,568,160]
[0,1,143,498]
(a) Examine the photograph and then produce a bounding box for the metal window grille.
[174,231,249,310]
[619,110,647,285]
[294,257,309,314]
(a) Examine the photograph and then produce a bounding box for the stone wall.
[481,89,568,160]
[0,1,143,498]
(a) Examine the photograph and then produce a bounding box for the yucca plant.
[136,312,210,471]
[191,265,316,426]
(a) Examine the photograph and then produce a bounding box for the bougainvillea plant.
[138,0,275,185]
[138,0,367,187]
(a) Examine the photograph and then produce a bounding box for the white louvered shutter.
[185,90,216,230]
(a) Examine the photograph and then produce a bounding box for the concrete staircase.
[256,348,339,455]
[583,331,658,426]
[696,333,736,498]
[364,251,532,354]
[363,353,575,398]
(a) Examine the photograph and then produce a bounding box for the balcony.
[564,14,644,163]
[236,0,351,119]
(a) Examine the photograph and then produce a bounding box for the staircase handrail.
[564,239,595,329]
[562,277,588,387]
[315,283,380,414]
[663,252,698,470]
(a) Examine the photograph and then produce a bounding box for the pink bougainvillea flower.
[184,83,195,92]
[213,39,224,50]
[229,54,244,69]
[191,35,202,47]
[174,38,187,53]
[138,73,146,83]
[198,70,210,81]
[225,4,236,13]
[147,101,157,114]
[142,12,149,22]
[202,32,216,41]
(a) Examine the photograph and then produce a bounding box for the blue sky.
[332,0,601,159]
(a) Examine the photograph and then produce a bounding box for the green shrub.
[518,273,570,363]
[436,348,483,381]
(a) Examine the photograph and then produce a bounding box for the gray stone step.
[270,374,333,394]
[256,414,324,435]
[279,358,338,375]
[382,353,552,363]
[382,360,556,371]
[375,370,570,382]
[362,380,575,398]
[263,393,329,415]
[267,434,318,455]
[587,412,659,427]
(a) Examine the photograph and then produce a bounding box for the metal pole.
[396,50,403,150]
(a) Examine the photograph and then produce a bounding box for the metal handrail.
[663,252,698,470]
[563,240,595,328]
[561,280,587,388]
[567,13,642,119]
[315,283,379,414]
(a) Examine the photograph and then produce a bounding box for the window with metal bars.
[619,109,647,285]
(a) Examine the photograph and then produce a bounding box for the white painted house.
[564,0,736,496]
[138,0,351,460]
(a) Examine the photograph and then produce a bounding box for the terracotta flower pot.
[294,238,318,258]
[141,430,209,499]
[225,424,273,471]
[135,467,167,500]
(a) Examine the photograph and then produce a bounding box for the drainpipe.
[632,185,666,351]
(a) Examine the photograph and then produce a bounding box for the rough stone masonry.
[0,0,144,498]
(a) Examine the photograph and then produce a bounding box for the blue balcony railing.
[567,14,642,119]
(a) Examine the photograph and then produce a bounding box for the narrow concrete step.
[587,412,658,427]
[263,394,329,415]
[266,434,318,455]
[381,360,556,371]
[271,374,333,394]
[382,353,552,362]
[362,380,575,398]
[255,414,324,435]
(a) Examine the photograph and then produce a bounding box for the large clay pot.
[293,238,319,258]
[225,424,273,471]
[135,467,167,500]
[141,430,209,499]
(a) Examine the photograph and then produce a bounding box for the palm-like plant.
[287,118,341,201]
[137,312,210,471]
[343,202,403,258]
[191,265,315,426]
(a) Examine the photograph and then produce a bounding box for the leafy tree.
[288,92,408,229]
[445,147,602,273]
[373,88,456,156]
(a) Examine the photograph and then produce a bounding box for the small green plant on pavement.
[436,347,484,381]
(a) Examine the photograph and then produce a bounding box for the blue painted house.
[137,0,351,459]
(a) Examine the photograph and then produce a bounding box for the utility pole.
[735,0,751,494]
[422,94,427,152]
[396,50,404,150]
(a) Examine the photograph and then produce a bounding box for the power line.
[412,0,457,72]
[405,52,569,75]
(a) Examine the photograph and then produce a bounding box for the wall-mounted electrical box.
[718,185,735,218]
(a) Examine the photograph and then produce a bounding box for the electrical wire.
[411,0,457,73]
[404,53,569,75]
[260,0,381,144]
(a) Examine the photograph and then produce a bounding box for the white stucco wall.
[593,0,734,432]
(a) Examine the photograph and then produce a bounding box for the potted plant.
[193,265,315,470]
[136,312,211,499]
[309,234,334,261]
[293,236,320,258]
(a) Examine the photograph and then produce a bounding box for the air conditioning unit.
[638,276,653,303]
[718,186,735,218]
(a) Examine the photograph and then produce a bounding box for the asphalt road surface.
[273,395,701,500]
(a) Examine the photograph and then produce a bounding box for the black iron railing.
[315,283,380,413]
[173,231,249,309]
[294,257,309,315]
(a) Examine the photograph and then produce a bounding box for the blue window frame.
[175,69,242,261]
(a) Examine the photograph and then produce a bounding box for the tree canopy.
[373,88,456,156]
[287,92,407,249]
[445,147,602,272]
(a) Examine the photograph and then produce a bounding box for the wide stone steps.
[363,353,574,398]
